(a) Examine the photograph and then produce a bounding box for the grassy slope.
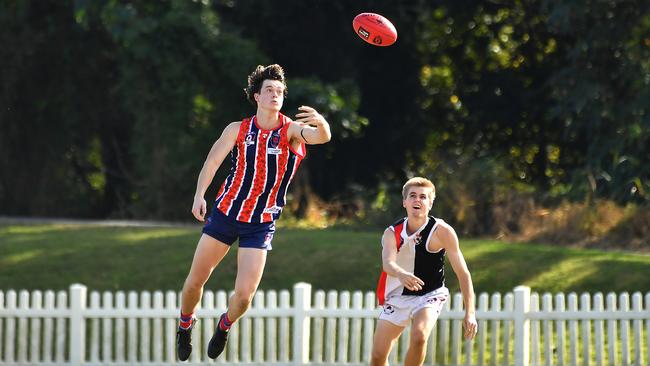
[0,224,648,294]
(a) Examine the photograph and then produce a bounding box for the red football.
[352,13,397,47]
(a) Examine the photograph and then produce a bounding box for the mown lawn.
[1,223,649,294]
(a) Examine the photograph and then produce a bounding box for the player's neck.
[405,215,428,235]
[255,108,281,130]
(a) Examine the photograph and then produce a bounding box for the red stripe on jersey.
[217,119,251,214]
[394,222,404,251]
[237,126,270,222]
[261,120,292,222]
[376,222,406,305]
[376,272,388,305]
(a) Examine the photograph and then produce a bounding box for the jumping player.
[371,177,477,366]
[176,64,331,361]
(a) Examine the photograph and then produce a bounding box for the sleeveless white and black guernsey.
[214,114,305,223]
[376,216,445,305]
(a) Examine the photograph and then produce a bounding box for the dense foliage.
[1,1,648,233]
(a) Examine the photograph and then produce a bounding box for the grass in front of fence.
[1,223,650,294]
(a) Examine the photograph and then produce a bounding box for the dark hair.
[244,64,288,105]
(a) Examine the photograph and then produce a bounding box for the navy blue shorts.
[202,208,275,250]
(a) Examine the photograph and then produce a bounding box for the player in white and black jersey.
[370,177,478,366]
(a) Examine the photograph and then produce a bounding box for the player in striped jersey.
[370,177,477,366]
[176,64,331,361]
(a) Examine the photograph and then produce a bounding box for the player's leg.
[404,295,446,366]
[208,222,272,359]
[177,234,231,360]
[228,247,267,319]
[370,319,405,366]
[181,234,231,314]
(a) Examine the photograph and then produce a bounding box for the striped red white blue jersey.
[214,114,306,223]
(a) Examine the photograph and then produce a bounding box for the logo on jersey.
[245,132,256,145]
[415,234,423,246]
[270,133,281,148]
[263,206,282,214]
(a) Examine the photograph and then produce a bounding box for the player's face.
[403,186,434,218]
[255,80,285,111]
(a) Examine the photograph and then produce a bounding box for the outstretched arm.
[381,229,424,292]
[191,122,240,221]
[439,223,478,339]
[290,105,332,145]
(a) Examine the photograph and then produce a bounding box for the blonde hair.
[402,177,436,200]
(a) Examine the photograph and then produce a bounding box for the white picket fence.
[0,283,648,366]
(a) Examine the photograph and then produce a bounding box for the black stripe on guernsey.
[275,154,297,208]
[228,123,259,217]
[402,217,446,296]
[251,135,279,220]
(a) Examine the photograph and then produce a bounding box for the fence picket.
[620,293,630,365]
[279,290,290,362]
[55,291,66,363]
[17,290,29,363]
[593,293,604,366]
[363,292,375,364]
[477,293,488,366]
[312,290,325,363]
[580,293,591,366]
[503,293,513,366]
[350,291,362,363]
[30,291,42,363]
[139,291,151,362]
[556,293,566,366]
[542,293,553,366]
[337,291,350,363]
[632,292,643,366]
[489,293,500,366]
[127,292,138,363]
[102,292,114,363]
[6,290,16,364]
[325,290,337,363]
[116,291,126,363]
[266,290,278,363]
[253,291,264,363]
[606,293,617,366]
[152,291,163,363]
[89,292,100,363]
[241,302,252,363]
[568,293,578,365]
[530,293,540,366]
[43,291,54,363]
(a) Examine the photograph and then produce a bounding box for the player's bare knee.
[232,291,255,309]
[183,276,205,293]
[410,330,429,349]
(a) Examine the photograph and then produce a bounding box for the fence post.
[70,284,87,366]
[514,286,531,366]
[293,283,312,365]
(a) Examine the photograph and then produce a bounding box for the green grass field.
[1,223,649,294]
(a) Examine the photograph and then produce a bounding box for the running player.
[176,64,331,361]
[371,177,477,366]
